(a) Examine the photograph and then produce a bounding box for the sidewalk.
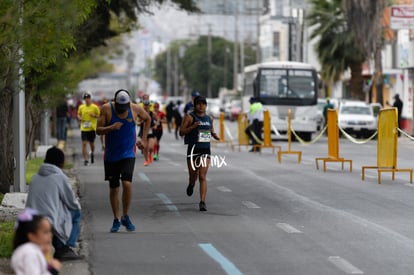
[60,129,90,275]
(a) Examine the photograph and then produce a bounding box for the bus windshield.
[259,68,316,100]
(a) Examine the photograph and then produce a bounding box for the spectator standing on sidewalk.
[96,89,150,233]
[77,92,100,166]
[26,147,83,261]
[393,93,403,134]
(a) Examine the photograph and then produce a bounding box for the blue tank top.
[105,102,136,162]
[186,112,212,149]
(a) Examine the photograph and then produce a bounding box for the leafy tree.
[154,36,256,98]
[342,0,389,105]
[0,0,96,193]
[307,0,367,100]
[0,0,199,193]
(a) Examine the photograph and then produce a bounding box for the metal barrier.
[236,113,250,151]
[253,110,281,154]
[362,108,412,184]
[212,112,233,151]
[278,109,301,163]
[315,109,352,172]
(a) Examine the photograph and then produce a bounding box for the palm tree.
[307,0,366,100]
[343,0,389,105]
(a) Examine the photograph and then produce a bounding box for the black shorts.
[186,146,211,162]
[81,131,96,142]
[104,158,135,188]
[153,130,163,141]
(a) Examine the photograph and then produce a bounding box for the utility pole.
[233,1,239,92]
[256,0,261,63]
[288,0,293,61]
[166,45,171,96]
[224,47,229,89]
[207,23,212,98]
[14,0,26,192]
[174,51,179,97]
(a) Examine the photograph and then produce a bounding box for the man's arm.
[60,174,81,210]
[133,104,150,148]
[96,104,122,135]
[77,105,82,121]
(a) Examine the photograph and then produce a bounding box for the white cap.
[115,91,130,104]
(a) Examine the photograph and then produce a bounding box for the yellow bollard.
[315,109,352,172]
[278,109,301,163]
[219,112,225,142]
[252,110,281,154]
[237,113,250,151]
[362,108,412,184]
[212,112,234,150]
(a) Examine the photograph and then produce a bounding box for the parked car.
[338,101,377,138]
[227,100,242,121]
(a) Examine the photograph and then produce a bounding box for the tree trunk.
[374,27,384,106]
[0,88,15,193]
[349,61,365,101]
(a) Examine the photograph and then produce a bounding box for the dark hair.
[44,146,65,168]
[13,215,45,250]
[194,96,207,105]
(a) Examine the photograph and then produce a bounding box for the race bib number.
[198,130,211,142]
[83,121,92,128]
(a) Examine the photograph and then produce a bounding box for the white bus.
[242,61,321,141]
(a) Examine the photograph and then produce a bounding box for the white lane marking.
[217,186,232,192]
[138,172,151,184]
[328,256,364,274]
[276,223,302,234]
[237,166,414,250]
[156,193,180,216]
[242,201,260,209]
[168,161,180,167]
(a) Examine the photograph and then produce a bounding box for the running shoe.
[110,219,121,233]
[154,154,159,161]
[84,160,89,166]
[199,201,207,211]
[121,215,136,231]
[144,161,150,166]
[186,183,195,196]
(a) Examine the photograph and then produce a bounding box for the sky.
[119,3,258,73]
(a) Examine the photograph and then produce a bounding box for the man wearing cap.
[77,92,100,166]
[96,89,151,232]
[184,90,201,115]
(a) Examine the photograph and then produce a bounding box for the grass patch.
[26,158,43,184]
[0,193,14,258]
[26,157,74,184]
[0,221,14,258]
